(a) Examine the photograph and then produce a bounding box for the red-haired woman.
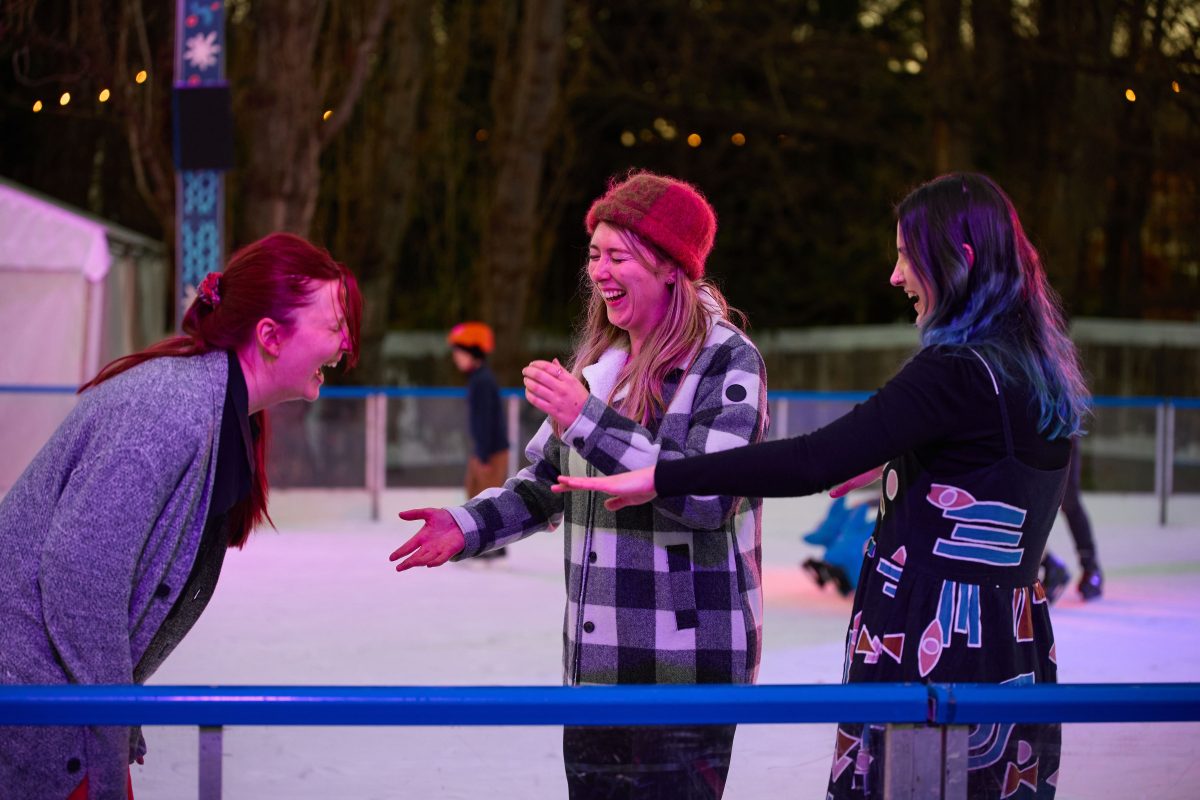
[0,233,361,800]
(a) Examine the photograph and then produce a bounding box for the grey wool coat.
[448,320,769,687]
[0,350,228,800]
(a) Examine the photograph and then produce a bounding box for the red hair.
[80,233,363,547]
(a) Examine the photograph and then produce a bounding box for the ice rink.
[133,490,1200,799]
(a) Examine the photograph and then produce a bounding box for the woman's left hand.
[553,466,658,511]
[523,358,589,429]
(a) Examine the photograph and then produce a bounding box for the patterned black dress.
[655,345,1072,800]
[828,351,1065,798]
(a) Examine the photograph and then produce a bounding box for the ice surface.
[132,490,1200,799]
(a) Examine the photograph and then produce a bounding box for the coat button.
[573,437,585,449]
[155,583,171,599]
[66,757,81,773]
[583,621,595,634]
[588,551,597,564]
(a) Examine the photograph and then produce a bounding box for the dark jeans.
[563,724,737,800]
[1061,441,1097,566]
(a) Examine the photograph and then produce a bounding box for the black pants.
[1061,440,1098,567]
[563,724,737,800]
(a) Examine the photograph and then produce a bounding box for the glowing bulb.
[32,100,43,112]
[1125,88,1136,102]
[323,109,333,121]
[687,133,701,147]
[731,132,746,146]
[619,131,636,147]
[99,89,110,102]
[59,92,71,106]
[135,70,148,84]
[1172,81,1180,93]
[474,128,489,142]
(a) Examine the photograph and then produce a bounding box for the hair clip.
[197,272,222,308]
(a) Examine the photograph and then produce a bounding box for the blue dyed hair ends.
[897,173,1089,439]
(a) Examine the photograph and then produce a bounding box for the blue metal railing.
[5,683,1196,798]
[3,682,1198,726]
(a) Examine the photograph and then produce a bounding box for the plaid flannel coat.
[447,320,768,686]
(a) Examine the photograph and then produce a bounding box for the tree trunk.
[234,0,391,242]
[478,0,566,382]
[924,0,970,172]
[325,0,426,383]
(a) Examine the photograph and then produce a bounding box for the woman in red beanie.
[391,171,770,799]
[554,173,1089,799]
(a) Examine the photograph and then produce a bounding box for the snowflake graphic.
[184,31,221,71]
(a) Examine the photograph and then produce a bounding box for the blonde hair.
[563,226,745,432]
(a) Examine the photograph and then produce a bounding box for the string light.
[99,89,110,102]
[323,109,333,121]
[1125,88,1137,102]
[135,70,148,84]
[1172,81,1181,93]
[474,128,488,141]
[687,133,701,147]
[620,131,636,147]
[32,100,43,113]
[59,92,71,106]
[731,132,746,146]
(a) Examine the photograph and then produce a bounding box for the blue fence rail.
[3,683,1198,799]
[3,682,1199,726]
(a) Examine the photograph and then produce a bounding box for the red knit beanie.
[585,171,717,280]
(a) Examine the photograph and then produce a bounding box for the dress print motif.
[828,353,1065,800]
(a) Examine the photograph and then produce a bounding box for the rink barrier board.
[2,386,1197,527]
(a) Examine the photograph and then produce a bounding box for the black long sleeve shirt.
[657,346,1071,499]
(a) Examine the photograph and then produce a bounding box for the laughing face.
[277,279,351,402]
[891,223,934,326]
[588,222,675,353]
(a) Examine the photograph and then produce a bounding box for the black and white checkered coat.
[448,320,768,686]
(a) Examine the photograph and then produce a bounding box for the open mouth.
[600,287,627,304]
[313,357,341,381]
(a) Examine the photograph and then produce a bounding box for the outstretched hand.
[829,466,885,499]
[389,508,466,572]
[553,465,658,511]
[523,358,589,429]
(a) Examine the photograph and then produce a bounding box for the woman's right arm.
[654,349,964,499]
[392,419,567,569]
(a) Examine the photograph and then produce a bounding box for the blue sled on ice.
[801,496,876,596]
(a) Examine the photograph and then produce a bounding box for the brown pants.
[466,450,509,498]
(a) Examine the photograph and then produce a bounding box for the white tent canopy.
[0,177,168,490]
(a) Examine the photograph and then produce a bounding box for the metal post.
[507,395,521,478]
[882,723,967,799]
[941,725,968,800]
[366,394,387,522]
[772,397,788,440]
[883,724,942,799]
[198,725,223,800]
[1157,402,1175,527]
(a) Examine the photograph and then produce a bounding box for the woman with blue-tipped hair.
[557,173,1089,798]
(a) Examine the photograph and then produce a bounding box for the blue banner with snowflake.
[174,0,227,330]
